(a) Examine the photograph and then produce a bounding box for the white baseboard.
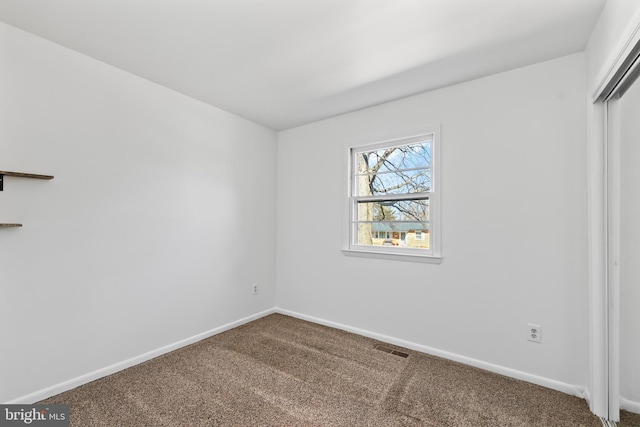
[621,397,640,414]
[275,307,587,400]
[10,307,589,405]
[7,308,275,404]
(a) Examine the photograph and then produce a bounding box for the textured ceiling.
[0,0,606,130]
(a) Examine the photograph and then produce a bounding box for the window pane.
[355,222,430,249]
[356,200,429,222]
[356,169,431,196]
[356,141,431,175]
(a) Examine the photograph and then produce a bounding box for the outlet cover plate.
[527,324,542,343]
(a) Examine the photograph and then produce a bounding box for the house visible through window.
[346,131,440,260]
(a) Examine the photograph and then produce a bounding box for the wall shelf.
[0,170,54,180]
[0,170,54,191]
[1,170,53,228]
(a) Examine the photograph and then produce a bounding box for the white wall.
[619,78,640,411]
[276,53,589,391]
[0,22,277,403]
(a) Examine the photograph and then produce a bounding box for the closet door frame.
[590,15,640,421]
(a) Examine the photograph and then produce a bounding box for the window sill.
[341,248,442,264]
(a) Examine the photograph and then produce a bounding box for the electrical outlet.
[252,283,258,295]
[527,324,541,343]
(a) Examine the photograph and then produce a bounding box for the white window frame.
[342,130,442,263]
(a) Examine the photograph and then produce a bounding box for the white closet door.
[619,76,640,415]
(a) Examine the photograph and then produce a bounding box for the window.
[344,131,441,261]
[372,231,392,240]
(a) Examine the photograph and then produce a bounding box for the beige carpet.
[39,314,626,426]
[622,410,640,427]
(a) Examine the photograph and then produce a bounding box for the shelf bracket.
[0,174,3,191]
